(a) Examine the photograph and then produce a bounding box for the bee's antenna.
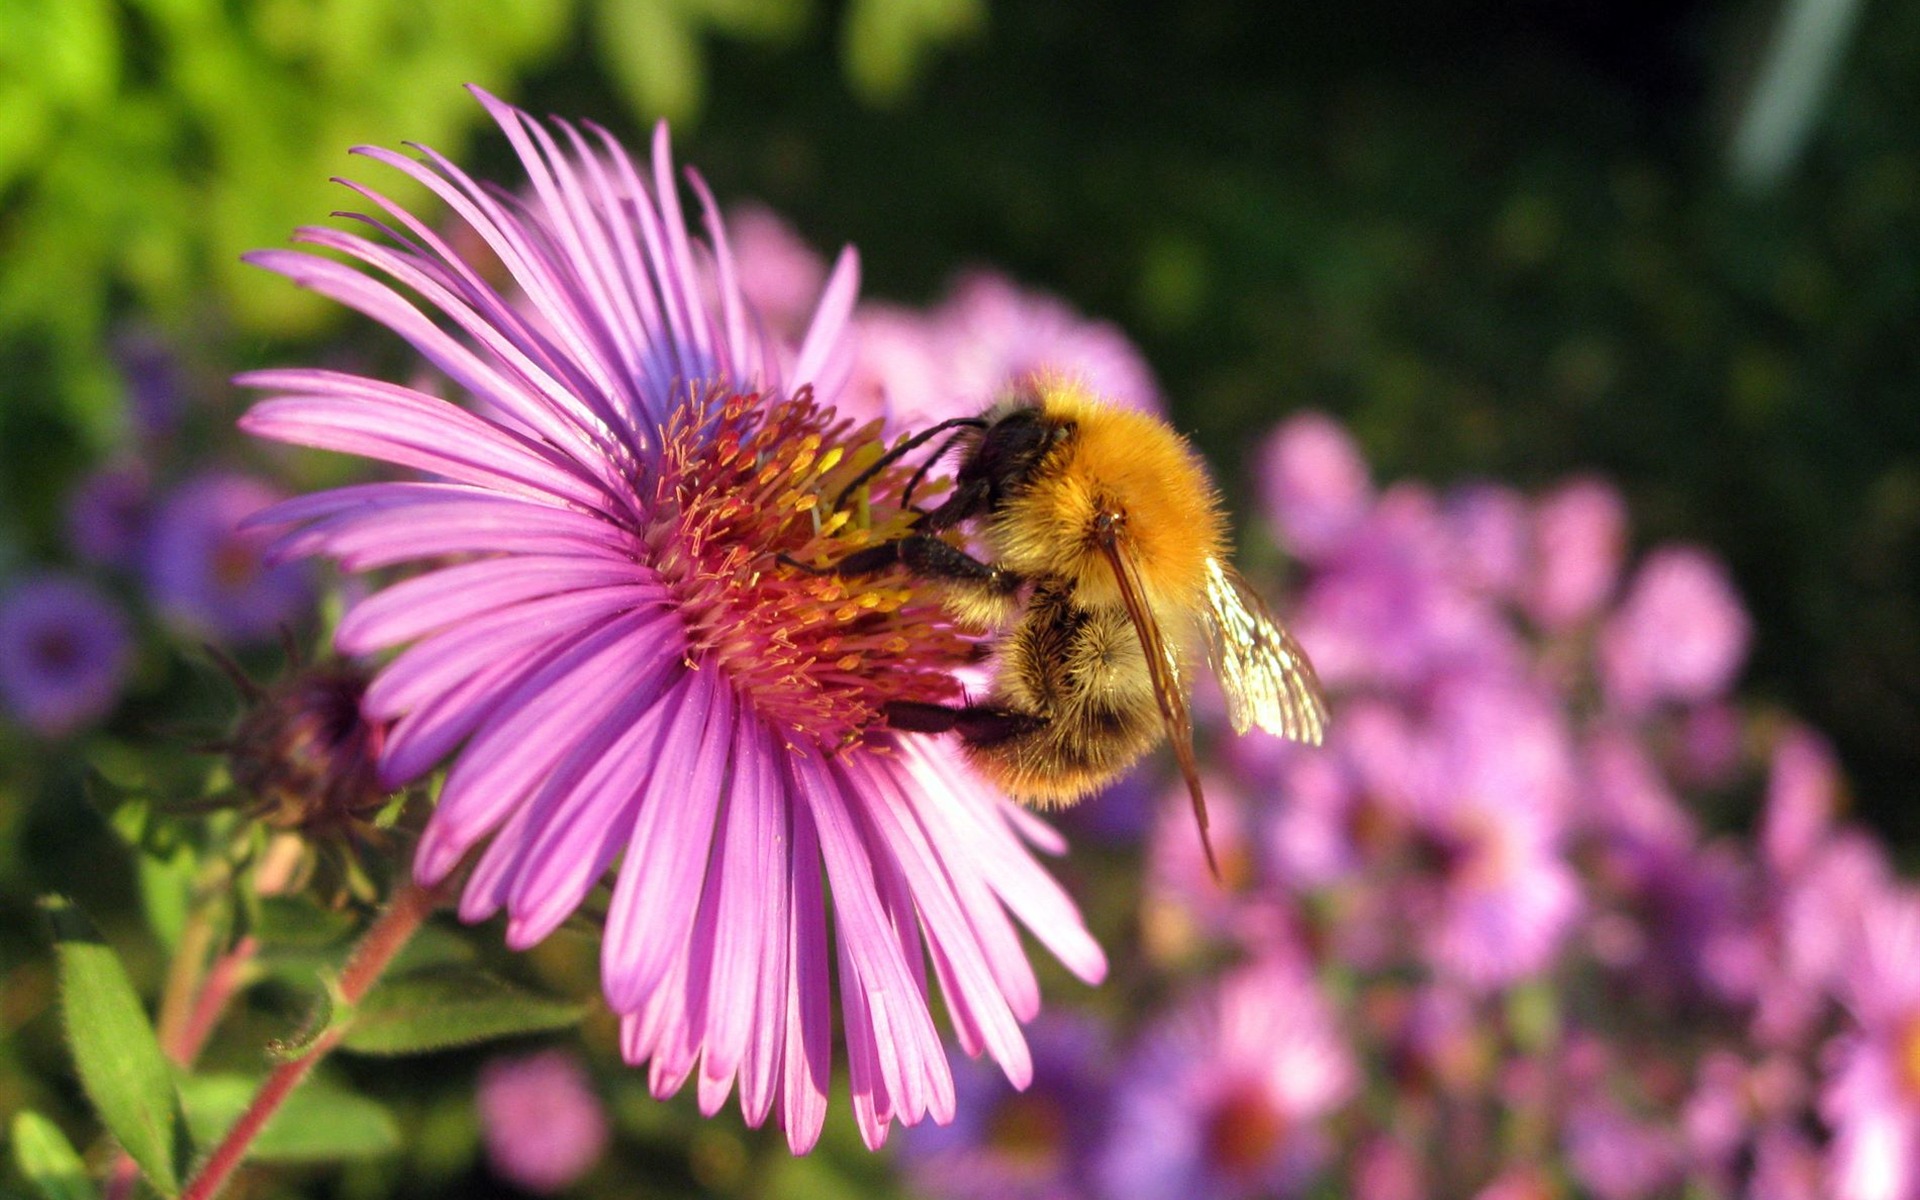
[830,416,986,513]
[900,428,976,510]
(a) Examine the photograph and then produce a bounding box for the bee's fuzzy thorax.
[989,381,1226,618]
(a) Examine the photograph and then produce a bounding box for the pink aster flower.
[1523,475,1626,631]
[1255,411,1373,562]
[1824,890,1920,1200]
[934,270,1162,414]
[476,1050,609,1193]
[1096,957,1355,1200]
[1597,545,1752,716]
[238,87,1105,1152]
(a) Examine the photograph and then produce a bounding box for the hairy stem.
[177,879,441,1200]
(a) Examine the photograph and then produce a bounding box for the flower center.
[1899,1015,1920,1100]
[30,628,81,675]
[985,1091,1068,1169]
[1203,1080,1287,1178]
[645,389,974,748]
[213,539,260,591]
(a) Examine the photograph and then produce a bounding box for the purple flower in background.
[1597,546,1751,715]
[240,88,1104,1152]
[900,1015,1112,1200]
[66,460,151,569]
[144,473,311,643]
[113,326,183,441]
[1098,958,1354,1200]
[1523,476,1626,631]
[476,1051,609,1193]
[0,574,133,737]
[1255,411,1372,562]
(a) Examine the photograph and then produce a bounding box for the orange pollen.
[644,388,973,748]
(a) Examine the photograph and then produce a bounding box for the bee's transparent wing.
[1201,557,1328,745]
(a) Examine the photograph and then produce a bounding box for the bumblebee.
[804,378,1327,873]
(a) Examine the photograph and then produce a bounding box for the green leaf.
[179,1075,399,1163]
[341,968,584,1056]
[247,896,357,949]
[11,1111,101,1200]
[40,897,186,1195]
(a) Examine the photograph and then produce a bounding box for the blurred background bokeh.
[5,1,1919,1197]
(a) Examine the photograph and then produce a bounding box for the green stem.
[177,879,441,1200]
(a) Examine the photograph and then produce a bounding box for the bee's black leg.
[783,535,1022,594]
[885,700,1044,746]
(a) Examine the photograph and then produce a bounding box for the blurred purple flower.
[900,1015,1112,1200]
[240,89,1104,1152]
[66,460,151,569]
[1098,958,1353,1200]
[476,1051,609,1193]
[144,473,311,644]
[113,326,183,441]
[1523,476,1626,631]
[1255,412,1373,562]
[1597,546,1751,715]
[0,574,134,737]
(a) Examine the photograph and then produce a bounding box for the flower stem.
[178,879,441,1200]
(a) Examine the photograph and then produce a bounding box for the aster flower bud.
[217,656,388,839]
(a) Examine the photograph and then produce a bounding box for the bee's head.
[958,388,1078,507]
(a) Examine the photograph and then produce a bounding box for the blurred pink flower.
[1292,484,1518,689]
[1763,725,1841,878]
[1255,412,1373,561]
[844,303,949,429]
[1098,958,1354,1199]
[1824,890,1920,1200]
[1444,482,1530,600]
[1523,476,1626,631]
[1597,546,1751,715]
[725,202,830,339]
[1563,1099,1681,1200]
[477,1051,609,1193]
[936,270,1161,413]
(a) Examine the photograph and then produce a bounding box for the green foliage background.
[2,0,1918,1195]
